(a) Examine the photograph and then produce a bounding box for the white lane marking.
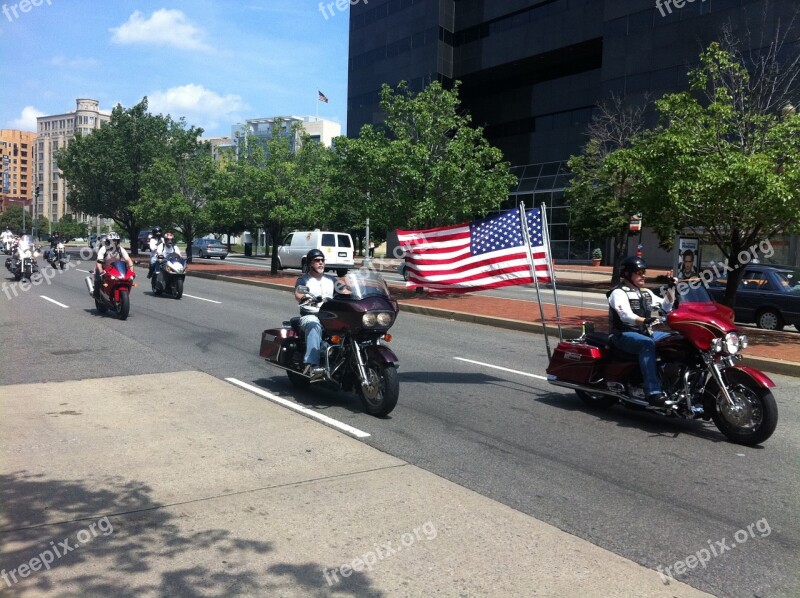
[225,378,371,439]
[76,269,92,273]
[40,295,69,309]
[454,357,548,380]
[183,293,222,304]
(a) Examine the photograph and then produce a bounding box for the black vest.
[607,281,651,334]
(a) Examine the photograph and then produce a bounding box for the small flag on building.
[397,208,552,294]
[318,90,329,103]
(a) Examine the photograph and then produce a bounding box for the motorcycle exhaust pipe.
[85,276,94,295]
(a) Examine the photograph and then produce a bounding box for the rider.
[93,232,134,295]
[156,232,182,258]
[147,226,164,278]
[294,248,336,379]
[1,227,13,247]
[607,256,677,407]
[47,232,62,260]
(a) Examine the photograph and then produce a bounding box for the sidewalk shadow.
[0,471,382,596]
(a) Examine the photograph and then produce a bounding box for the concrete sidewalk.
[184,258,800,379]
[0,371,712,597]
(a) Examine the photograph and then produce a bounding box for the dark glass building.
[348,0,800,263]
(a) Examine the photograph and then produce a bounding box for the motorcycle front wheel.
[359,361,399,417]
[711,384,778,446]
[116,290,130,320]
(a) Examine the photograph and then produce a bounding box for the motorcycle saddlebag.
[546,341,604,384]
[259,327,297,360]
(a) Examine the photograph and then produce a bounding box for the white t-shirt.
[97,244,130,267]
[295,273,335,315]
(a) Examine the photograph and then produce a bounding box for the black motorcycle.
[46,241,67,270]
[5,238,39,282]
[151,253,186,299]
[260,270,400,417]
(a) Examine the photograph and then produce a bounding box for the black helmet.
[306,248,325,267]
[151,226,163,237]
[620,256,647,279]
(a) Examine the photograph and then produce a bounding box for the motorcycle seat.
[288,317,303,335]
[607,337,641,362]
[584,331,611,348]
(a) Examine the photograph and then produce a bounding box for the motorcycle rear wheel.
[359,361,399,417]
[711,384,778,446]
[117,290,130,320]
[575,389,617,409]
[287,370,310,388]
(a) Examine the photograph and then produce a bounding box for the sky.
[0,0,351,137]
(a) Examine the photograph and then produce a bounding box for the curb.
[186,270,800,379]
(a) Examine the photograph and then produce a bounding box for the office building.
[36,98,111,223]
[0,130,37,220]
[348,1,800,264]
[232,116,342,154]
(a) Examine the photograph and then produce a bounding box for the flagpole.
[519,203,552,359]
[540,202,563,342]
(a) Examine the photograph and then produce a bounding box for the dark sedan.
[706,264,800,331]
[191,238,228,259]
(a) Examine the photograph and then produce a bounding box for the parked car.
[138,230,153,252]
[277,230,354,271]
[90,234,107,249]
[192,238,228,259]
[706,264,800,331]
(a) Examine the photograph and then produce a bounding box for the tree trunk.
[610,226,631,285]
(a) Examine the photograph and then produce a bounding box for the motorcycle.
[259,270,400,417]
[88,260,137,320]
[4,236,39,282]
[46,242,68,270]
[546,281,778,446]
[151,253,186,299]
[2,239,12,255]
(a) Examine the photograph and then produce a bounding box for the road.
[1,256,798,597]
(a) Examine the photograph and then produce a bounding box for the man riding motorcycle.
[91,232,134,295]
[294,248,337,379]
[1,227,13,252]
[607,256,677,407]
[147,226,164,278]
[155,232,182,258]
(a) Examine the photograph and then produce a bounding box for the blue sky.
[0,1,351,136]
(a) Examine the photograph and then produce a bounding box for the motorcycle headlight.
[739,334,748,349]
[376,312,394,327]
[710,338,724,354]
[724,332,740,355]
[362,313,377,327]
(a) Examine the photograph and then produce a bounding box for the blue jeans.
[300,315,323,366]
[612,330,670,396]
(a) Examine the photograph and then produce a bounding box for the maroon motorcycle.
[259,270,400,417]
[546,282,778,445]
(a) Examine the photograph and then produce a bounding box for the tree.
[0,206,27,233]
[343,81,516,230]
[58,98,172,255]
[633,40,800,306]
[137,122,214,262]
[51,214,86,241]
[565,94,649,282]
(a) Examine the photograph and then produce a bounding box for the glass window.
[337,234,352,248]
[321,233,336,247]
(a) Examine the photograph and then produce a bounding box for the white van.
[277,230,355,271]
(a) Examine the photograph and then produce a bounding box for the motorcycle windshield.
[110,260,129,276]
[340,270,392,300]
[167,253,185,265]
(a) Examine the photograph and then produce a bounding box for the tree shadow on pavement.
[0,471,380,596]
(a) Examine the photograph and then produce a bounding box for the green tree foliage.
[58,98,172,255]
[137,122,215,262]
[633,42,800,305]
[0,206,27,233]
[341,81,516,231]
[49,214,85,240]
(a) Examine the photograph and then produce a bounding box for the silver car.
[192,238,228,259]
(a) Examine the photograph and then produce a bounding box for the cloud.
[9,107,45,131]
[148,84,247,131]
[110,9,213,52]
[50,55,100,68]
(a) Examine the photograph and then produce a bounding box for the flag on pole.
[397,208,552,294]
[318,90,329,103]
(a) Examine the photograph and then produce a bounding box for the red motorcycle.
[91,260,137,320]
[259,270,400,417]
[546,282,778,445]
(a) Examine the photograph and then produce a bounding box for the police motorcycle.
[259,269,400,417]
[5,235,40,282]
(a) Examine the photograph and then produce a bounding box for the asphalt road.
[1,256,798,597]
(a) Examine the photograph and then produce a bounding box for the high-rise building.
[348,1,800,264]
[36,98,110,223]
[0,130,37,222]
[232,116,342,153]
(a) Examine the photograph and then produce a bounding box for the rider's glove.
[643,316,659,326]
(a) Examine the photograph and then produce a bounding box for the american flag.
[397,208,552,294]
[318,90,329,103]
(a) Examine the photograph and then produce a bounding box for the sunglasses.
[312,258,325,263]
[634,269,646,276]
